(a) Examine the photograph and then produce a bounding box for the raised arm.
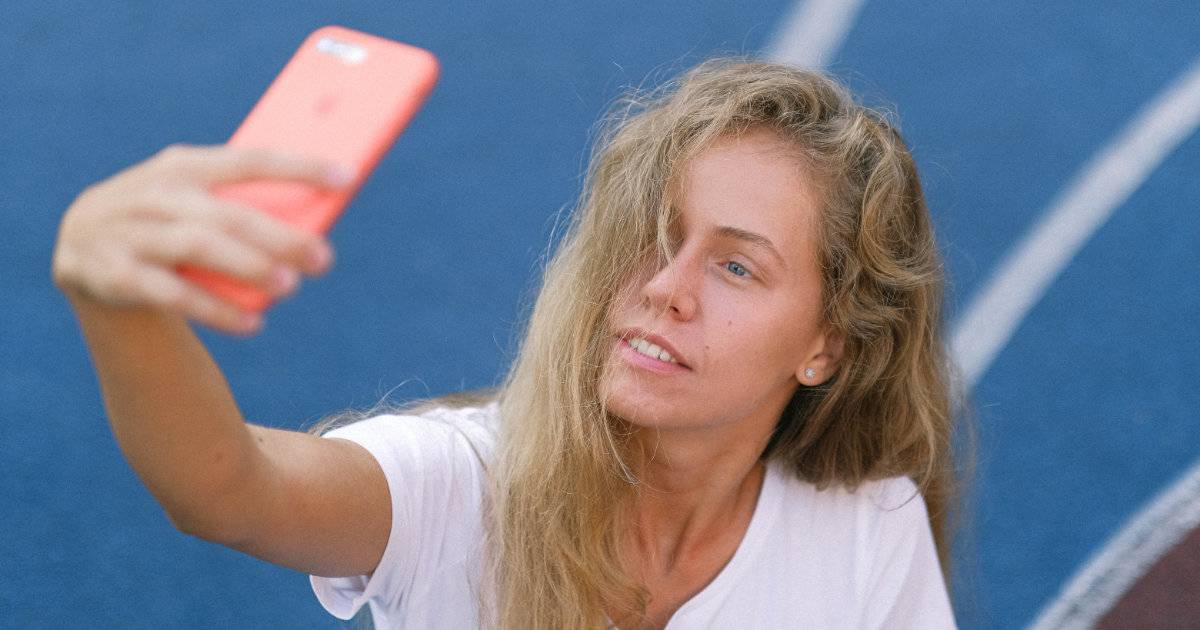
[52,145,390,577]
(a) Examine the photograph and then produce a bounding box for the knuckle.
[241,146,274,161]
[68,183,113,221]
[74,182,102,205]
[158,143,192,162]
[250,147,306,175]
[152,144,198,176]
[231,147,269,171]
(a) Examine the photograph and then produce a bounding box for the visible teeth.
[629,337,677,364]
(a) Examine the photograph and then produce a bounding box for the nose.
[639,249,699,320]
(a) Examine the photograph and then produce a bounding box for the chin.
[601,380,691,430]
[599,343,701,430]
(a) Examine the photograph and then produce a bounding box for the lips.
[616,328,691,369]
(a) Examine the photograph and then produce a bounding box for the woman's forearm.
[66,288,260,537]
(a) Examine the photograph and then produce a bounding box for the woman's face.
[599,127,842,435]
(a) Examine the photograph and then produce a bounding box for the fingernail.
[241,312,262,330]
[326,165,356,187]
[307,243,332,270]
[272,266,300,293]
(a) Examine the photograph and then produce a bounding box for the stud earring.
[804,368,816,380]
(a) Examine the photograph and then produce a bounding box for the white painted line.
[1027,458,1200,630]
[764,0,868,68]
[766,4,1200,624]
[951,55,1200,388]
[940,53,1200,629]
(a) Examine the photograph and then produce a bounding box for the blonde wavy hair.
[309,56,967,629]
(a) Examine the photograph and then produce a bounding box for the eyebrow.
[712,225,788,271]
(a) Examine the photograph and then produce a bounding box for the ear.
[796,326,844,386]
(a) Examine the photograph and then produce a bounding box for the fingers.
[135,187,334,278]
[141,264,264,335]
[53,142,347,335]
[155,143,355,189]
[115,222,294,299]
[92,250,264,335]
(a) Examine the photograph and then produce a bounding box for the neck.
[622,419,773,570]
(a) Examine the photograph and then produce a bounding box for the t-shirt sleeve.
[861,477,957,630]
[307,412,488,621]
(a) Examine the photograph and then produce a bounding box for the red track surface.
[1097,526,1200,629]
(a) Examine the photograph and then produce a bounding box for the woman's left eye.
[724,261,751,278]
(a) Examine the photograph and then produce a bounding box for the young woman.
[52,58,962,629]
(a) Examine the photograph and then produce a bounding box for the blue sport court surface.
[3,2,1198,627]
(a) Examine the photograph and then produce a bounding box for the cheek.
[710,298,818,376]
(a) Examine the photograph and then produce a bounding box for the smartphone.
[177,25,439,313]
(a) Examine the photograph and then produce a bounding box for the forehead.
[671,129,822,267]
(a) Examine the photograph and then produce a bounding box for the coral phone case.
[177,25,439,313]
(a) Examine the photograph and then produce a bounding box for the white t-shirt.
[309,402,957,629]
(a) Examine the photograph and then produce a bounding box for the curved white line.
[951,54,1200,388]
[765,5,1200,625]
[765,0,868,68]
[940,55,1200,629]
[1027,459,1200,630]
